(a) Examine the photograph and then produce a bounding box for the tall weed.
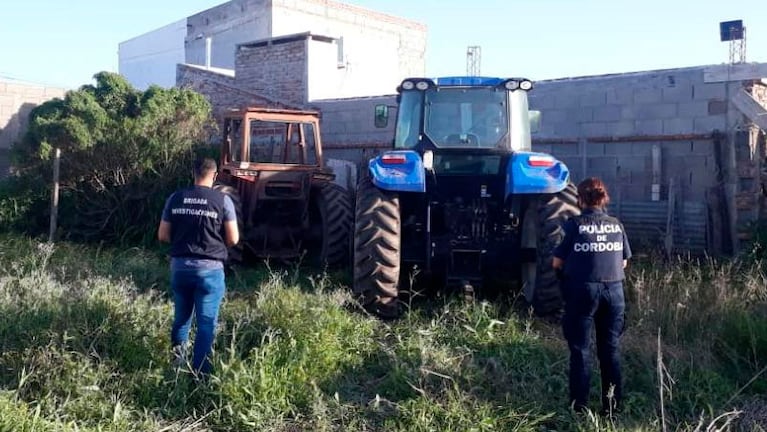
[0,234,766,430]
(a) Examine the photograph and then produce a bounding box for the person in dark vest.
[552,177,632,416]
[157,157,239,375]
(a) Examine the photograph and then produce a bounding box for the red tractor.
[214,107,352,268]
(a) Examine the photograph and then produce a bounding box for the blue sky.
[0,0,764,89]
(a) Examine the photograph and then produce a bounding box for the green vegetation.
[0,72,215,245]
[0,234,765,431]
[0,72,764,430]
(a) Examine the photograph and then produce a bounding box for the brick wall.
[0,80,67,177]
[176,63,299,138]
[235,36,308,106]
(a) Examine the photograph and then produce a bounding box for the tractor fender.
[368,150,426,193]
[506,151,570,196]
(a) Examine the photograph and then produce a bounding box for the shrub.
[0,72,217,246]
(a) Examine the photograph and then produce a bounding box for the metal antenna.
[466,46,481,76]
[719,20,746,64]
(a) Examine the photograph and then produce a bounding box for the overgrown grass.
[0,234,766,431]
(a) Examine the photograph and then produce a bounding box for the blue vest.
[559,209,630,282]
[167,186,228,262]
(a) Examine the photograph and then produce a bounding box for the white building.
[117,0,427,100]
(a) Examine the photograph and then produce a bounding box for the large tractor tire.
[352,175,402,318]
[213,183,245,264]
[311,182,353,268]
[521,182,580,316]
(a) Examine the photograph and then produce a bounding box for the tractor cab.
[220,107,327,173]
[377,77,539,153]
[214,107,350,266]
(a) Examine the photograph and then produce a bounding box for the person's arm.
[552,219,576,269]
[158,221,172,243]
[158,195,174,243]
[621,223,632,268]
[222,196,239,248]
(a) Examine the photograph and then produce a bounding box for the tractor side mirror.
[374,104,389,128]
[529,110,541,134]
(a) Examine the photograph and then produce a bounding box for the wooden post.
[48,148,61,243]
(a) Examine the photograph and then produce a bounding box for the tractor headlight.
[415,80,429,90]
[504,80,520,90]
[401,80,415,90]
[520,80,533,90]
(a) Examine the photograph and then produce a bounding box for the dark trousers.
[562,281,625,412]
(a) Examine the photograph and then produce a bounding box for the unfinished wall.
[0,80,67,176]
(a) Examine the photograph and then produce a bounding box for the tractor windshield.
[393,88,510,149]
[424,88,508,148]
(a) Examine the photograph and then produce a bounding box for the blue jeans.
[562,281,625,412]
[170,268,225,374]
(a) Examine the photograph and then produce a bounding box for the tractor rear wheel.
[213,183,245,264]
[311,182,353,268]
[352,175,402,318]
[521,182,580,316]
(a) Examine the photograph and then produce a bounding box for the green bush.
[0,71,217,246]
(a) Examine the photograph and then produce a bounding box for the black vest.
[167,186,228,262]
[563,210,627,282]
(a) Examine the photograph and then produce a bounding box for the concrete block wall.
[529,66,741,139]
[533,139,717,203]
[310,95,394,164]
[524,66,765,218]
[235,36,308,106]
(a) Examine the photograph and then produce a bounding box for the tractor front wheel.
[521,182,580,316]
[352,175,402,318]
[213,182,245,264]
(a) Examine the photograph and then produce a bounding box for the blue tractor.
[352,76,580,318]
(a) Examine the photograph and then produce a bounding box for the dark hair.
[193,157,217,178]
[577,177,610,208]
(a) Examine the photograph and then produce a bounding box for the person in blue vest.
[552,177,632,416]
[157,157,239,375]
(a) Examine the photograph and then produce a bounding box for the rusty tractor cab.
[215,107,352,268]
